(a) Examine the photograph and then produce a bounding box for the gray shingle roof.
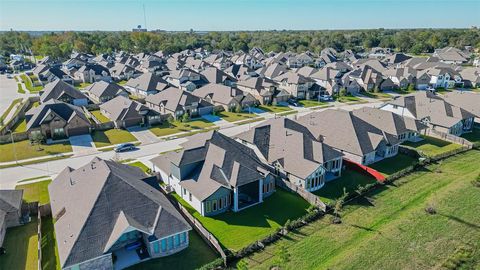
[40,79,88,103]
[25,99,90,130]
[99,96,148,121]
[49,157,191,268]
[86,81,127,99]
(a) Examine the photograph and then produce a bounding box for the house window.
[219,198,223,209]
[183,188,186,195]
[174,234,180,247]
[168,236,174,250]
[153,241,160,253]
[213,201,217,211]
[180,232,187,244]
[189,193,192,202]
[206,201,211,213]
[161,239,167,252]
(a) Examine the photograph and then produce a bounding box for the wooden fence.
[0,96,40,135]
[275,178,326,211]
[424,128,474,149]
[37,209,43,270]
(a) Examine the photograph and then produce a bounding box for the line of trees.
[1,28,479,60]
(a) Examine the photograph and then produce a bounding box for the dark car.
[114,143,136,152]
[287,99,300,107]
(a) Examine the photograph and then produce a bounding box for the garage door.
[67,126,90,136]
[124,118,142,128]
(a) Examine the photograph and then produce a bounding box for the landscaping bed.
[92,129,136,148]
[172,189,310,252]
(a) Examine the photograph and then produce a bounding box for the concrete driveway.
[69,134,98,157]
[0,75,24,116]
[127,126,159,144]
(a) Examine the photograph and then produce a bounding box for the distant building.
[132,25,147,32]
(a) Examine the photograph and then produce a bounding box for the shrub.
[181,112,190,123]
[236,259,249,270]
[197,257,225,270]
[472,174,480,187]
[275,243,290,265]
[235,104,242,113]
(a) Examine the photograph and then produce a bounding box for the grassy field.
[369,153,418,176]
[0,140,72,162]
[298,100,328,108]
[15,179,52,205]
[17,83,26,93]
[403,135,464,157]
[0,97,22,125]
[20,74,43,92]
[149,119,214,137]
[258,105,293,113]
[243,150,480,270]
[127,231,219,270]
[90,110,110,123]
[92,129,136,148]
[217,111,256,122]
[172,189,310,251]
[0,217,39,270]
[41,217,61,270]
[361,91,392,99]
[313,169,377,204]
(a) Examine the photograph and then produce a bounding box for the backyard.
[41,217,61,270]
[90,110,111,123]
[403,135,463,157]
[149,119,214,137]
[313,169,377,204]
[91,129,137,148]
[172,189,311,251]
[217,111,257,122]
[461,126,480,146]
[369,153,418,176]
[127,231,219,270]
[0,140,72,162]
[0,217,39,270]
[15,179,52,205]
[243,150,480,270]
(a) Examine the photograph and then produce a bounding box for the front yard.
[172,189,310,251]
[258,104,293,113]
[369,153,418,176]
[0,217,39,270]
[0,140,72,162]
[361,91,392,99]
[217,111,257,122]
[313,169,377,204]
[403,135,464,157]
[91,129,137,148]
[15,179,52,205]
[298,100,329,108]
[90,110,111,123]
[127,230,219,270]
[149,119,214,137]
[335,95,364,103]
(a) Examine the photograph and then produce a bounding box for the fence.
[275,178,326,211]
[425,128,474,149]
[37,209,42,270]
[0,96,40,136]
[164,193,227,266]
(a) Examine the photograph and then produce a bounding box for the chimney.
[318,135,324,143]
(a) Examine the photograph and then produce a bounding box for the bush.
[425,203,437,215]
[472,174,480,187]
[181,112,190,123]
[235,104,242,113]
[197,257,225,270]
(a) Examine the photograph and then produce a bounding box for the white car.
[6,74,14,79]
[318,95,333,101]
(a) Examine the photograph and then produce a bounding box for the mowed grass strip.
[0,216,39,270]
[217,111,256,122]
[244,150,480,270]
[173,188,310,251]
[258,105,293,113]
[149,119,214,137]
[41,217,61,270]
[0,140,72,162]
[15,179,52,205]
[92,129,136,148]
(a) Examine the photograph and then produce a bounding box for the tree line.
[1,28,479,60]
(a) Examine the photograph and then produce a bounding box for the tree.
[30,132,44,151]
[339,88,347,97]
[235,104,242,113]
[166,114,174,128]
[275,243,290,265]
[181,112,190,123]
[407,83,415,92]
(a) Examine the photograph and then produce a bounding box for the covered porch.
[112,240,150,270]
[233,179,263,212]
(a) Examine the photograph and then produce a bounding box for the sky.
[0,0,479,31]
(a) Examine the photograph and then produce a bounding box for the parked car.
[318,95,333,101]
[114,143,136,152]
[287,99,300,107]
[6,74,14,79]
[426,86,436,92]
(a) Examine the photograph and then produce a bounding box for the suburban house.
[25,99,92,139]
[193,83,257,111]
[109,63,140,81]
[40,79,89,106]
[273,71,315,99]
[235,118,343,192]
[440,91,480,120]
[298,109,401,165]
[124,72,170,96]
[151,131,276,216]
[380,92,475,136]
[433,47,470,64]
[0,190,24,249]
[145,87,214,120]
[165,69,203,91]
[424,67,463,89]
[73,63,111,84]
[99,96,161,128]
[200,67,237,86]
[236,77,277,105]
[85,81,129,103]
[48,158,191,270]
[459,67,480,88]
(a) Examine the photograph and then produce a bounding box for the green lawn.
[258,104,293,113]
[217,111,256,122]
[117,80,128,85]
[15,179,52,205]
[369,153,418,176]
[149,119,214,137]
[76,82,92,89]
[91,129,136,148]
[17,83,26,94]
[244,150,480,270]
[12,119,27,132]
[20,74,43,92]
[361,91,392,99]
[313,169,377,204]
[172,189,310,251]
[41,217,61,270]
[0,140,72,162]
[0,97,22,125]
[127,161,150,173]
[336,95,363,103]
[90,110,111,123]
[127,231,219,270]
[298,100,328,108]
[0,217,39,270]
[403,135,464,157]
